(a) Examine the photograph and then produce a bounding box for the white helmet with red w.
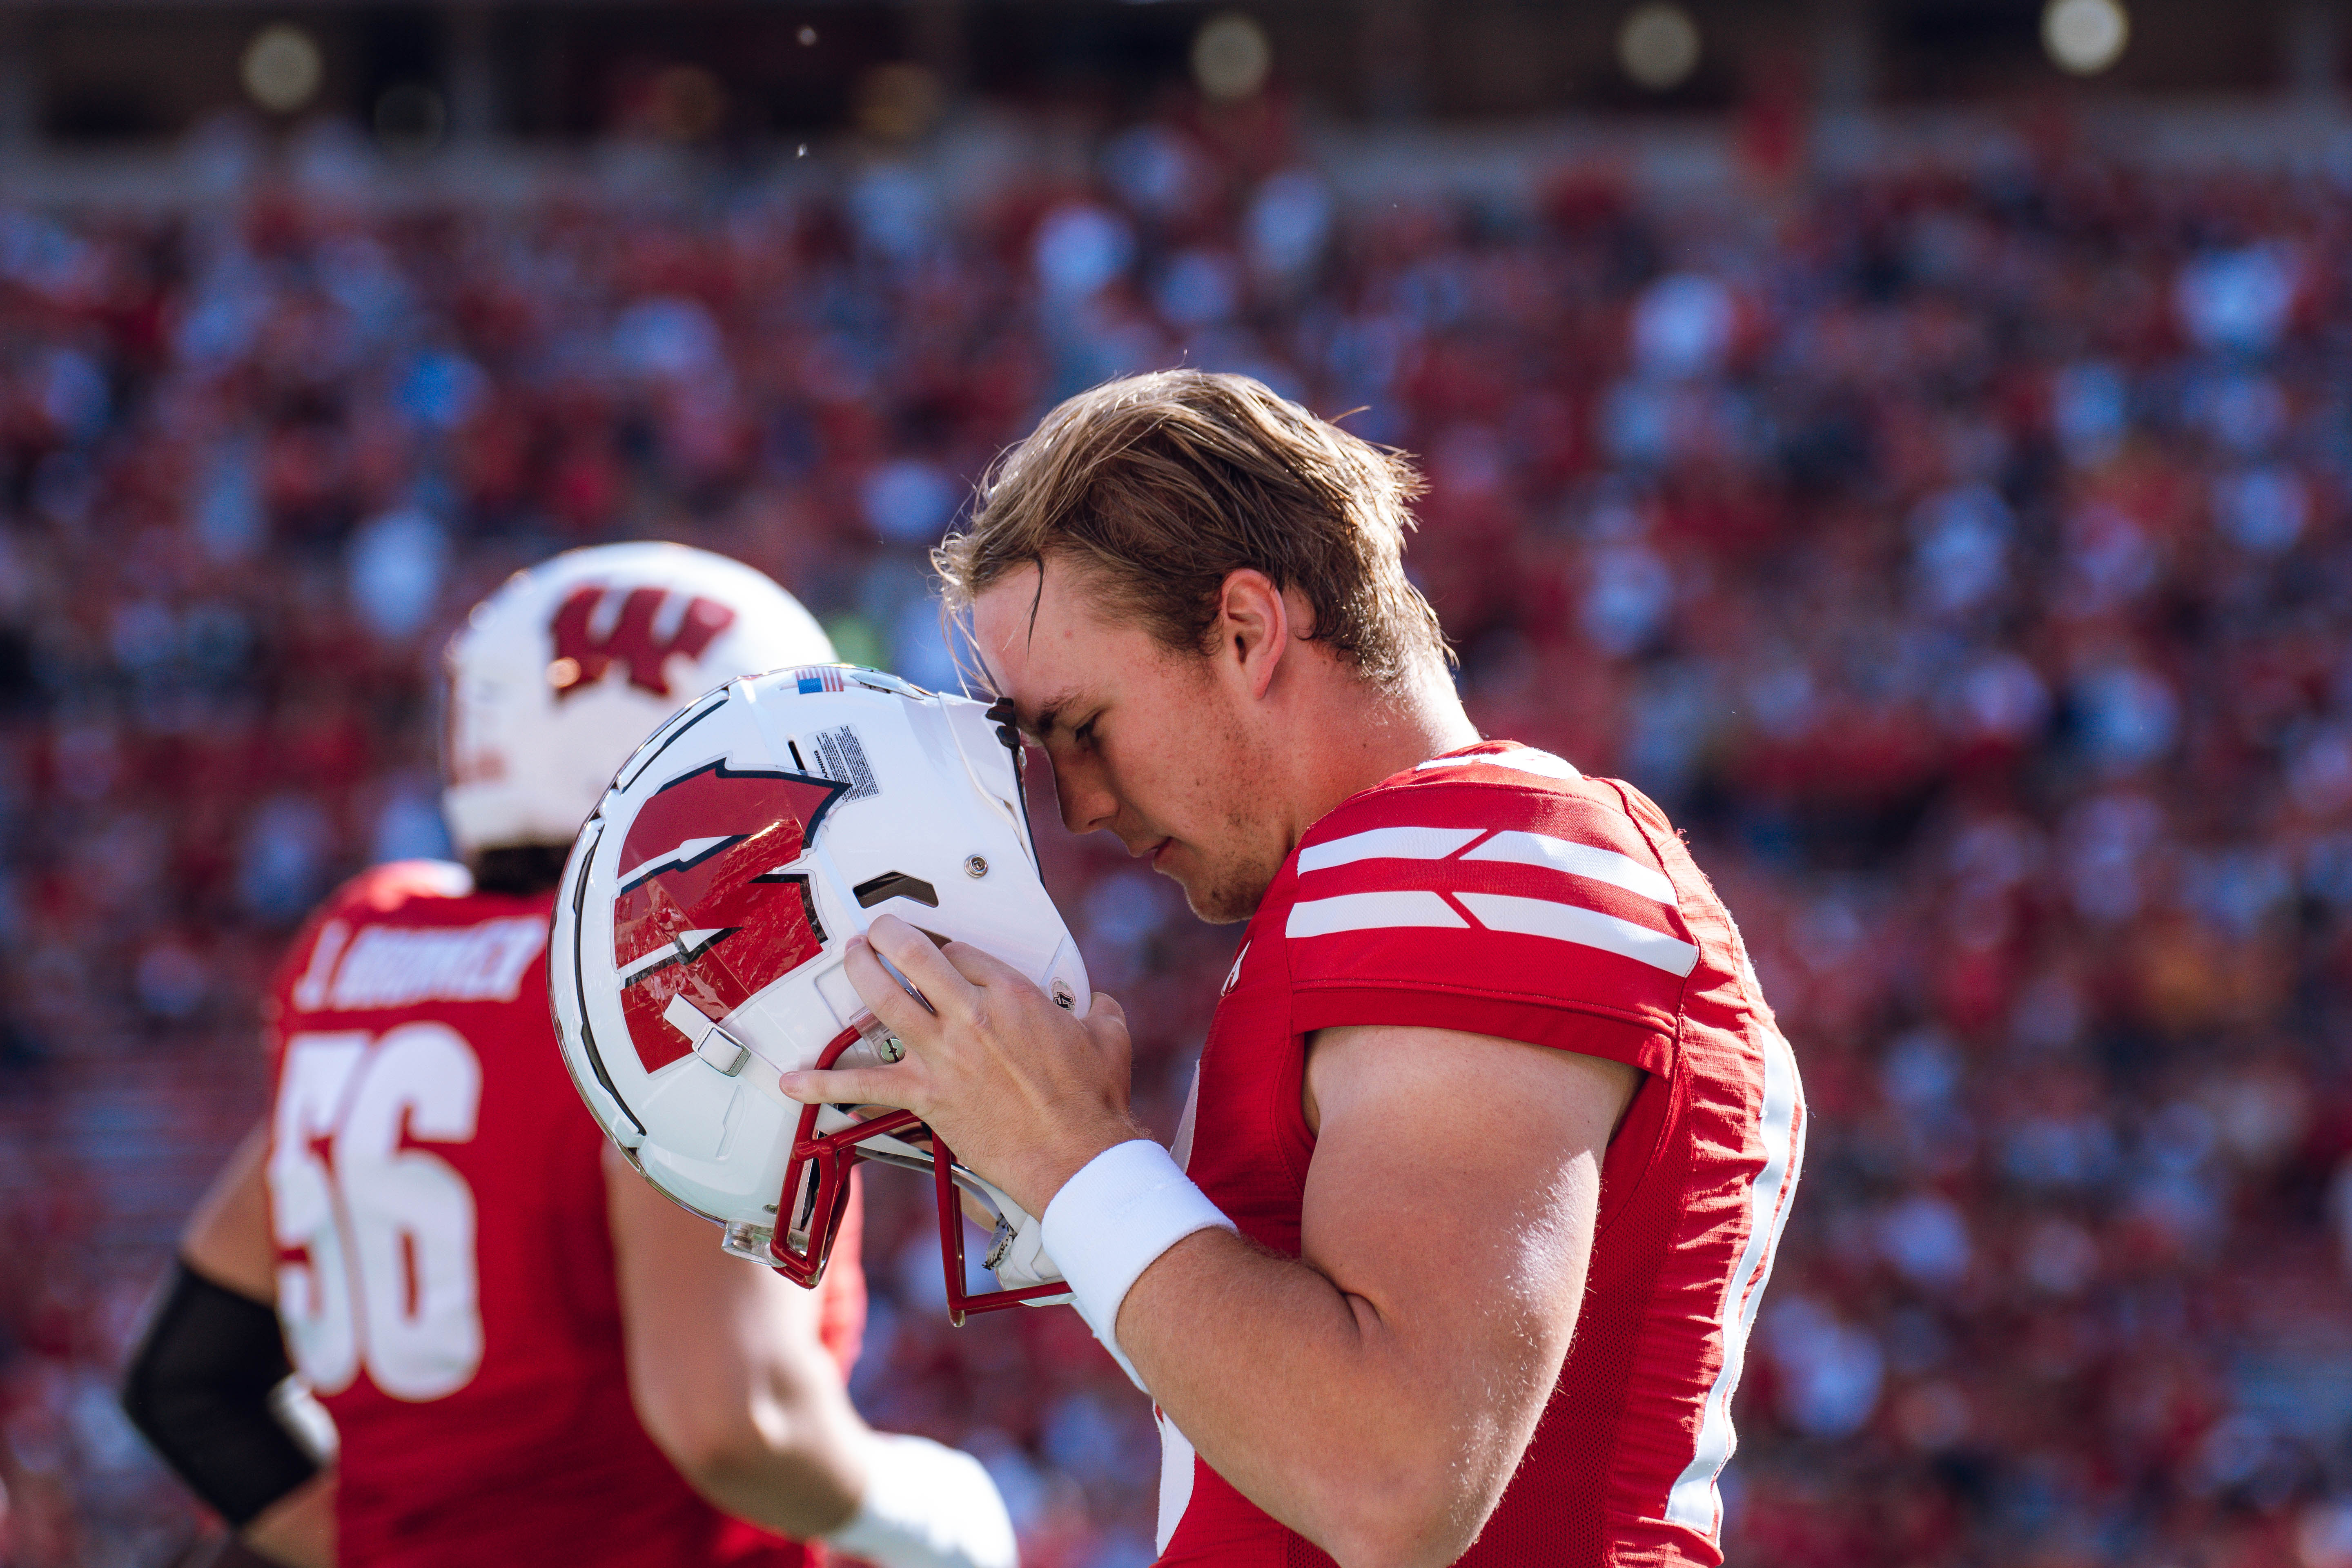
[442,542,833,856]
[549,666,1090,1321]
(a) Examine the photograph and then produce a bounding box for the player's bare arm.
[1125,1023,1635,1566]
[604,1142,867,1539]
[607,1140,1015,1568]
[180,1122,277,1301]
[136,1121,336,1568]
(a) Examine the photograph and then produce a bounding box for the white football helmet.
[549,666,1090,1323]
[443,542,834,855]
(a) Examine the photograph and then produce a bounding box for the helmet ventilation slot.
[853,871,939,908]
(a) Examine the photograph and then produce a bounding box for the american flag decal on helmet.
[791,666,846,695]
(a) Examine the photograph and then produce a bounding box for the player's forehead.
[968,559,1141,733]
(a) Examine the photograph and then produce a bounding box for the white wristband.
[1041,1138,1235,1390]
[824,1432,1016,1568]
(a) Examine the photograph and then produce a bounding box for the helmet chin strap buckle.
[663,993,753,1077]
[695,1027,751,1077]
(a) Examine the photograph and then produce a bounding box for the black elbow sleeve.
[120,1262,320,1528]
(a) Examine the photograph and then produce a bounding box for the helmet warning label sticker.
[807,726,878,802]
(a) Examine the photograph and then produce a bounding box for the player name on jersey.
[290,915,549,1014]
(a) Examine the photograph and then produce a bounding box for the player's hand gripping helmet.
[550,666,1091,1323]
[443,542,834,856]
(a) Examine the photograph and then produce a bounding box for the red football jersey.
[1155,743,1806,1567]
[261,862,865,1568]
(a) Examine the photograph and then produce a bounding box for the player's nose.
[1050,754,1120,837]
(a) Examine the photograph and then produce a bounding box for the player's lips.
[1114,829,1176,868]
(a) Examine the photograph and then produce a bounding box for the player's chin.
[1173,861,1263,926]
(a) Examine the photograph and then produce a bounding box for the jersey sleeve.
[1280,773,1695,1076]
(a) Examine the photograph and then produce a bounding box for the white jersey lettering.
[316,918,550,1011]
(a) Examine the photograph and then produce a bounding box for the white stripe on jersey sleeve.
[1285,889,1468,938]
[1461,829,1678,906]
[1663,1024,1805,1539]
[1297,825,1483,873]
[1416,746,1583,782]
[1454,892,1699,977]
[1156,1411,1198,1555]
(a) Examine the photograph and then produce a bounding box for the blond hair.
[935,370,1449,687]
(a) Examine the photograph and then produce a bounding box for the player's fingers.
[863,914,978,1016]
[778,1065,914,1109]
[843,936,938,1038]
[1084,990,1132,1077]
[935,937,1025,990]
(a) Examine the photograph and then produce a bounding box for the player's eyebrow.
[969,651,1056,738]
[1027,685,1094,741]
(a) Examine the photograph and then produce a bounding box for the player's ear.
[1214,569,1290,700]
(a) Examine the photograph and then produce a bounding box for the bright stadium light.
[1193,13,1272,102]
[1618,4,1702,92]
[2043,0,2129,75]
[242,24,323,114]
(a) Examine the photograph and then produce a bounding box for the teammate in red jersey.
[125,544,1017,1568]
[783,372,1806,1567]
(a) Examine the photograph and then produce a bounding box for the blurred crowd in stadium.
[2,105,2352,1568]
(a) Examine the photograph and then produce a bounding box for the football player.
[122,543,1018,1568]
[780,371,1807,1568]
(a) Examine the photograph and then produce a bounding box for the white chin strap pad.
[984,1205,1066,1294]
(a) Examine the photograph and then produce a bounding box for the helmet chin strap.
[768,1024,1071,1322]
[927,1130,1073,1324]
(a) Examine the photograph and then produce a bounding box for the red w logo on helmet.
[612,761,845,1073]
[550,586,737,702]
